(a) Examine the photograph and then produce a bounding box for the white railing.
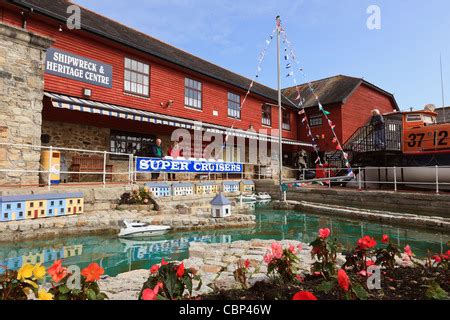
[1,142,449,193]
[0,142,134,189]
[281,166,450,194]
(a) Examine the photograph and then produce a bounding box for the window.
[49,209,53,214]
[110,130,156,158]
[309,114,323,127]
[124,57,150,96]
[406,114,422,122]
[262,104,272,126]
[6,204,11,210]
[228,92,241,119]
[59,201,63,205]
[61,208,65,213]
[50,201,54,206]
[17,203,21,209]
[30,203,34,208]
[282,110,291,130]
[39,202,43,207]
[185,78,202,109]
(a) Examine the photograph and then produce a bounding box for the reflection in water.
[0,205,448,277]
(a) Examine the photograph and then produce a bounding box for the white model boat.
[240,194,257,202]
[256,192,272,201]
[118,220,171,238]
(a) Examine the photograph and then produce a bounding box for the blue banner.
[136,158,243,173]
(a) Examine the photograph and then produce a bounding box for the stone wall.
[255,180,450,218]
[0,22,53,185]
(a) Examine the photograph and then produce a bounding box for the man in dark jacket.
[149,138,163,180]
[370,109,385,150]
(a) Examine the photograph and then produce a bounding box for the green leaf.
[317,280,336,293]
[58,285,70,294]
[96,292,108,300]
[426,283,449,300]
[352,283,369,300]
[86,288,97,300]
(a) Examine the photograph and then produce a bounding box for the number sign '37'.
[136,158,243,173]
[403,129,449,154]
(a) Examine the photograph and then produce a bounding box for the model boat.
[118,220,171,238]
[240,194,257,202]
[255,192,272,201]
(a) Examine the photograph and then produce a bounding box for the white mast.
[276,16,283,201]
[440,54,446,122]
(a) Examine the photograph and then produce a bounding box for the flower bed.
[138,229,449,301]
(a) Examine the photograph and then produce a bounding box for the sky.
[74,0,450,110]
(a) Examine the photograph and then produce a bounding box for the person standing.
[167,141,181,181]
[370,109,385,150]
[149,138,163,181]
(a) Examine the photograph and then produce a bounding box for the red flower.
[337,269,350,292]
[318,228,331,239]
[244,259,250,269]
[176,262,185,278]
[81,263,105,282]
[382,234,389,244]
[357,236,377,250]
[150,264,159,274]
[292,291,318,300]
[433,255,442,263]
[366,260,375,267]
[295,274,305,283]
[404,245,413,257]
[161,258,169,266]
[47,260,68,283]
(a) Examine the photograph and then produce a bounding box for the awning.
[44,92,311,147]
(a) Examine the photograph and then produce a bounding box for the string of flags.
[219,26,276,158]
[277,17,323,168]
[279,20,353,173]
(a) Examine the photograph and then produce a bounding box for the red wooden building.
[0,0,399,183]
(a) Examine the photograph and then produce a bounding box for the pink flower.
[263,253,273,264]
[289,244,296,254]
[358,270,368,277]
[318,228,331,239]
[295,274,305,283]
[142,282,163,300]
[297,244,303,251]
[404,245,413,257]
[244,259,250,269]
[382,234,389,244]
[271,242,283,259]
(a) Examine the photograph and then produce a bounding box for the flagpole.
[440,54,446,122]
[276,15,283,202]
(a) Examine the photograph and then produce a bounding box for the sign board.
[45,48,113,88]
[136,158,243,173]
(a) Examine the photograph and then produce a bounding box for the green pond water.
[1,204,449,277]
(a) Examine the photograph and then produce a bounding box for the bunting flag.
[279,21,353,173]
[286,63,292,69]
[287,71,294,77]
[298,109,305,115]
